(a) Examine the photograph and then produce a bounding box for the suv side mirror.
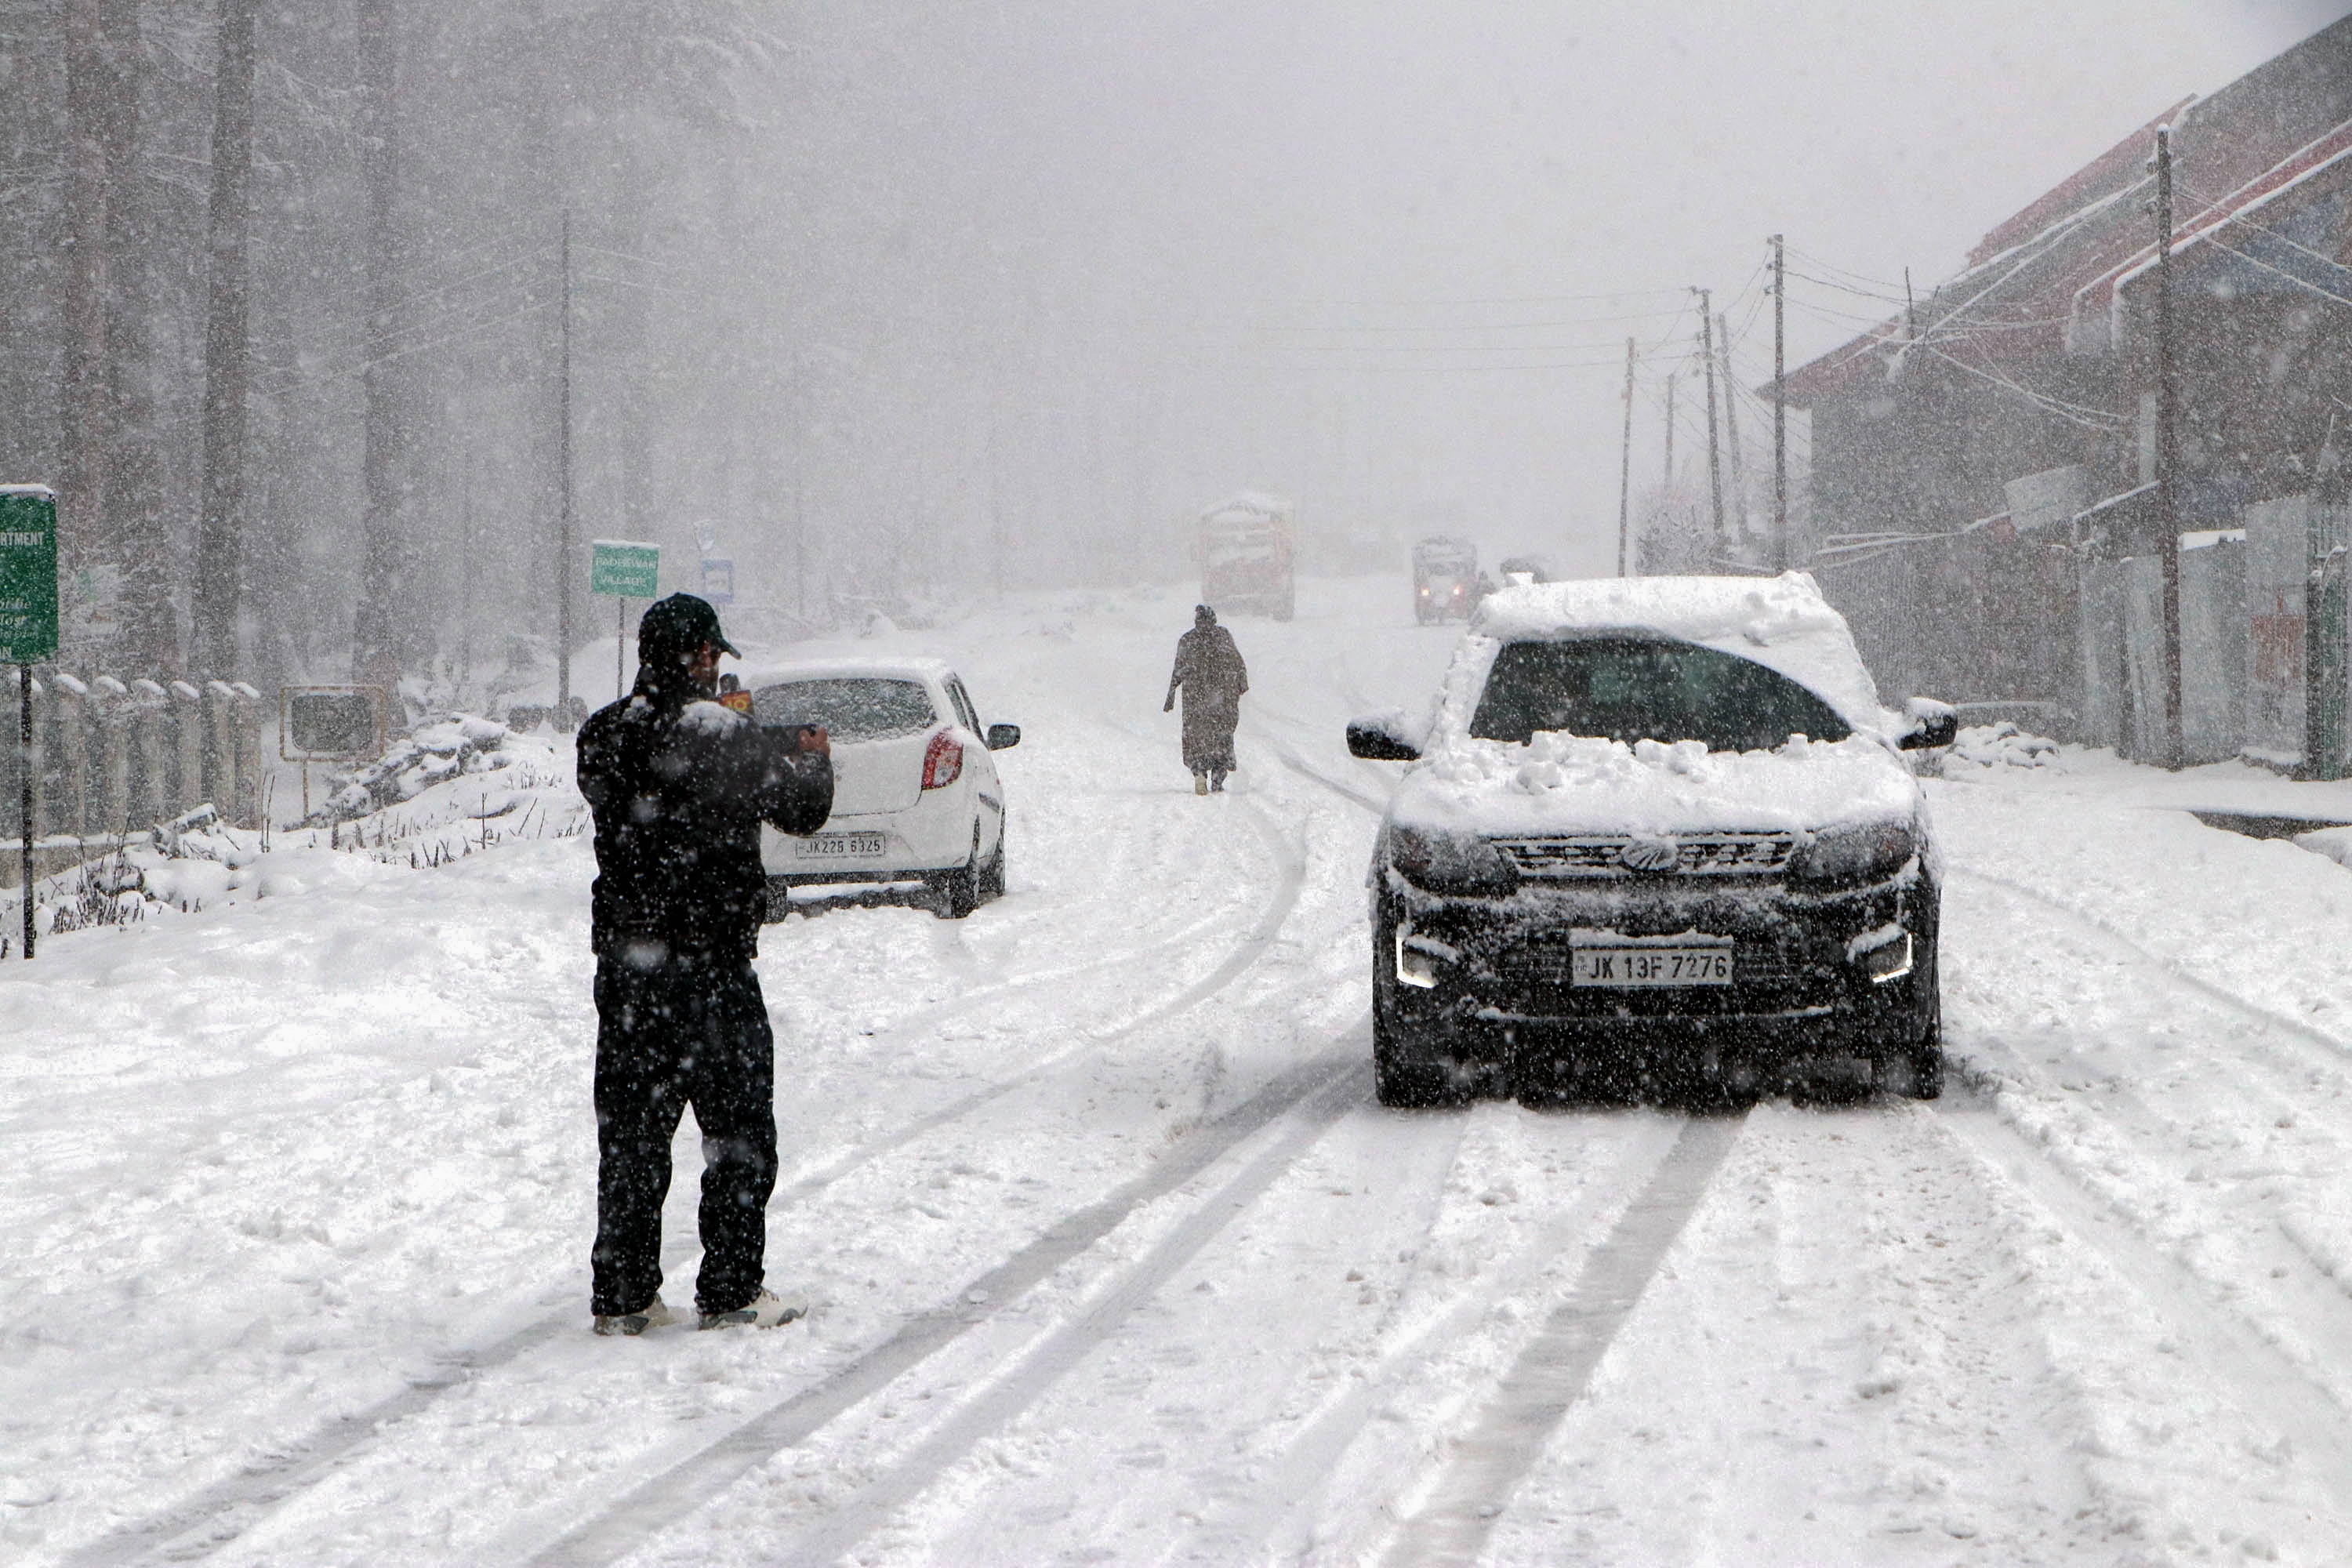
[985,723,1021,751]
[1897,698,1958,751]
[1347,710,1423,761]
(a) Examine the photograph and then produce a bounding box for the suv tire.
[1374,1011,1460,1108]
[1873,936,1943,1099]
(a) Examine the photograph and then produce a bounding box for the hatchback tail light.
[922,729,964,789]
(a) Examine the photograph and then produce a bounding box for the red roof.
[1780,15,2352,408]
[1968,100,2193,269]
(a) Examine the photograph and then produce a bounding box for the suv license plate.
[797,832,887,858]
[1571,946,1733,987]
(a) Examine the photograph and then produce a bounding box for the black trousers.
[590,946,778,1318]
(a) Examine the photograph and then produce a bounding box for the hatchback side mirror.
[1347,710,1423,761]
[1897,698,1958,751]
[985,723,1021,751]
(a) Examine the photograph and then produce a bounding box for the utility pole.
[1772,234,1788,572]
[557,209,574,721]
[1661,372,1676,491]
[1695,289,1723,544]
[1904,267,1918,343]
[2154,127,2185,768]
[1716,312,1746,545]
[1616,336,1636,578]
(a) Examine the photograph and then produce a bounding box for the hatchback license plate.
[797,832,887,858]
[1570,946,1733,986]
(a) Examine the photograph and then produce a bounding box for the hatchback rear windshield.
[753,677,937,742]
[1468,638,1853,752]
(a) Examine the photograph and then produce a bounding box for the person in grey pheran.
[575,593,833,1336]
[1164,604,1250,794]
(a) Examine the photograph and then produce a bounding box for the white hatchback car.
[738,656,1019,918]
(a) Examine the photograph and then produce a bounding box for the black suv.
[1347,578,1955,1106]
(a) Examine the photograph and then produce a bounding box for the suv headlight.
[1790,819,1917,886]
[1387,823,1516,894]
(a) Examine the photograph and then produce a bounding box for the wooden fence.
[0,676,264,887]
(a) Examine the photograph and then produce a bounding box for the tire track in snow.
[1937,879,2352,1501]
[763,793,1308,1212]
[1954,869,2352,1350]
[1934,1081,2352,1501]
[1376,1112,1745,1567]
[1949,864,2352,1060]
[1241,713,1391,818]
[1177,1112,1692,1563]
[519,1041,1371,1568]
[753,1058,1377,1568]
[67,801,1312,1568]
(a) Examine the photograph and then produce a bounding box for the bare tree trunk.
[101,0,177,673]
[350,0,411,689]
[58,0,114,582]
[192,0,256,678]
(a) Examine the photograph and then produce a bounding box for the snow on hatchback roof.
[1471,572,1889,729]
[731,653,956,688]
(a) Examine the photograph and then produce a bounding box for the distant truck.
[1411,536,1480,623]
[1198,493,1296,621]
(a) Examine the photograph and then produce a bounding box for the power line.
[1214,306,1694,334]
[1236,335,1687,355]
[1918,341,2128,430]
[1236,285,1693,310]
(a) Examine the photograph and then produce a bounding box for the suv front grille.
[1492,833,1796,878]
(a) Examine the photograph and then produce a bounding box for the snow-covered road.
[13,574,2352,1565]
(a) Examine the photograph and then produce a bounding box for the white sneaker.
[698,1287,808,1330]
[593,1294,678,1337]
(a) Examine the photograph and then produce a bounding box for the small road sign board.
[700,557,734,604]
[281,685,387,761]
[0,487,58,664]
[590,539,659,597]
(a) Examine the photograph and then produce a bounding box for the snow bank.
[1471,572,1895,729]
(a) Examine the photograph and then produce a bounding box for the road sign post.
[590,539,659,702]
[281,684,387,818]
[0,485,58,959]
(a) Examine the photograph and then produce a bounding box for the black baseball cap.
[637,593,740,659]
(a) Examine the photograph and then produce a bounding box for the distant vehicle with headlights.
[1412,536,1480,623]
[1345,574,1955,1107]
[742,656,1020,919]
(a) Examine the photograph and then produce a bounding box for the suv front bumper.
[1376,868,1935,1076]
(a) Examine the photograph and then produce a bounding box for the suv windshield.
[1468,637,1853,752]
[753,677,937,742]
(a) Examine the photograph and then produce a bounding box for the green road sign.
[0,487,57,664]
[590,539,659,597]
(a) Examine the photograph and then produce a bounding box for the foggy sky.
[793,0,2352,582]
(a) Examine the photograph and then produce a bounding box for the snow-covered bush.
[1947,721,2062,771]
[315,714,513,824]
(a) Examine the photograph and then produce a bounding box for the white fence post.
[171,681,205,819]
[129,679,168,826]
[53,674,89,838]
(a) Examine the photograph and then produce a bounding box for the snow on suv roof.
[733,654,957,688]
[1471,572,1890,730]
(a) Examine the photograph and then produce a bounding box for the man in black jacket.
[575,593,833,1334]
